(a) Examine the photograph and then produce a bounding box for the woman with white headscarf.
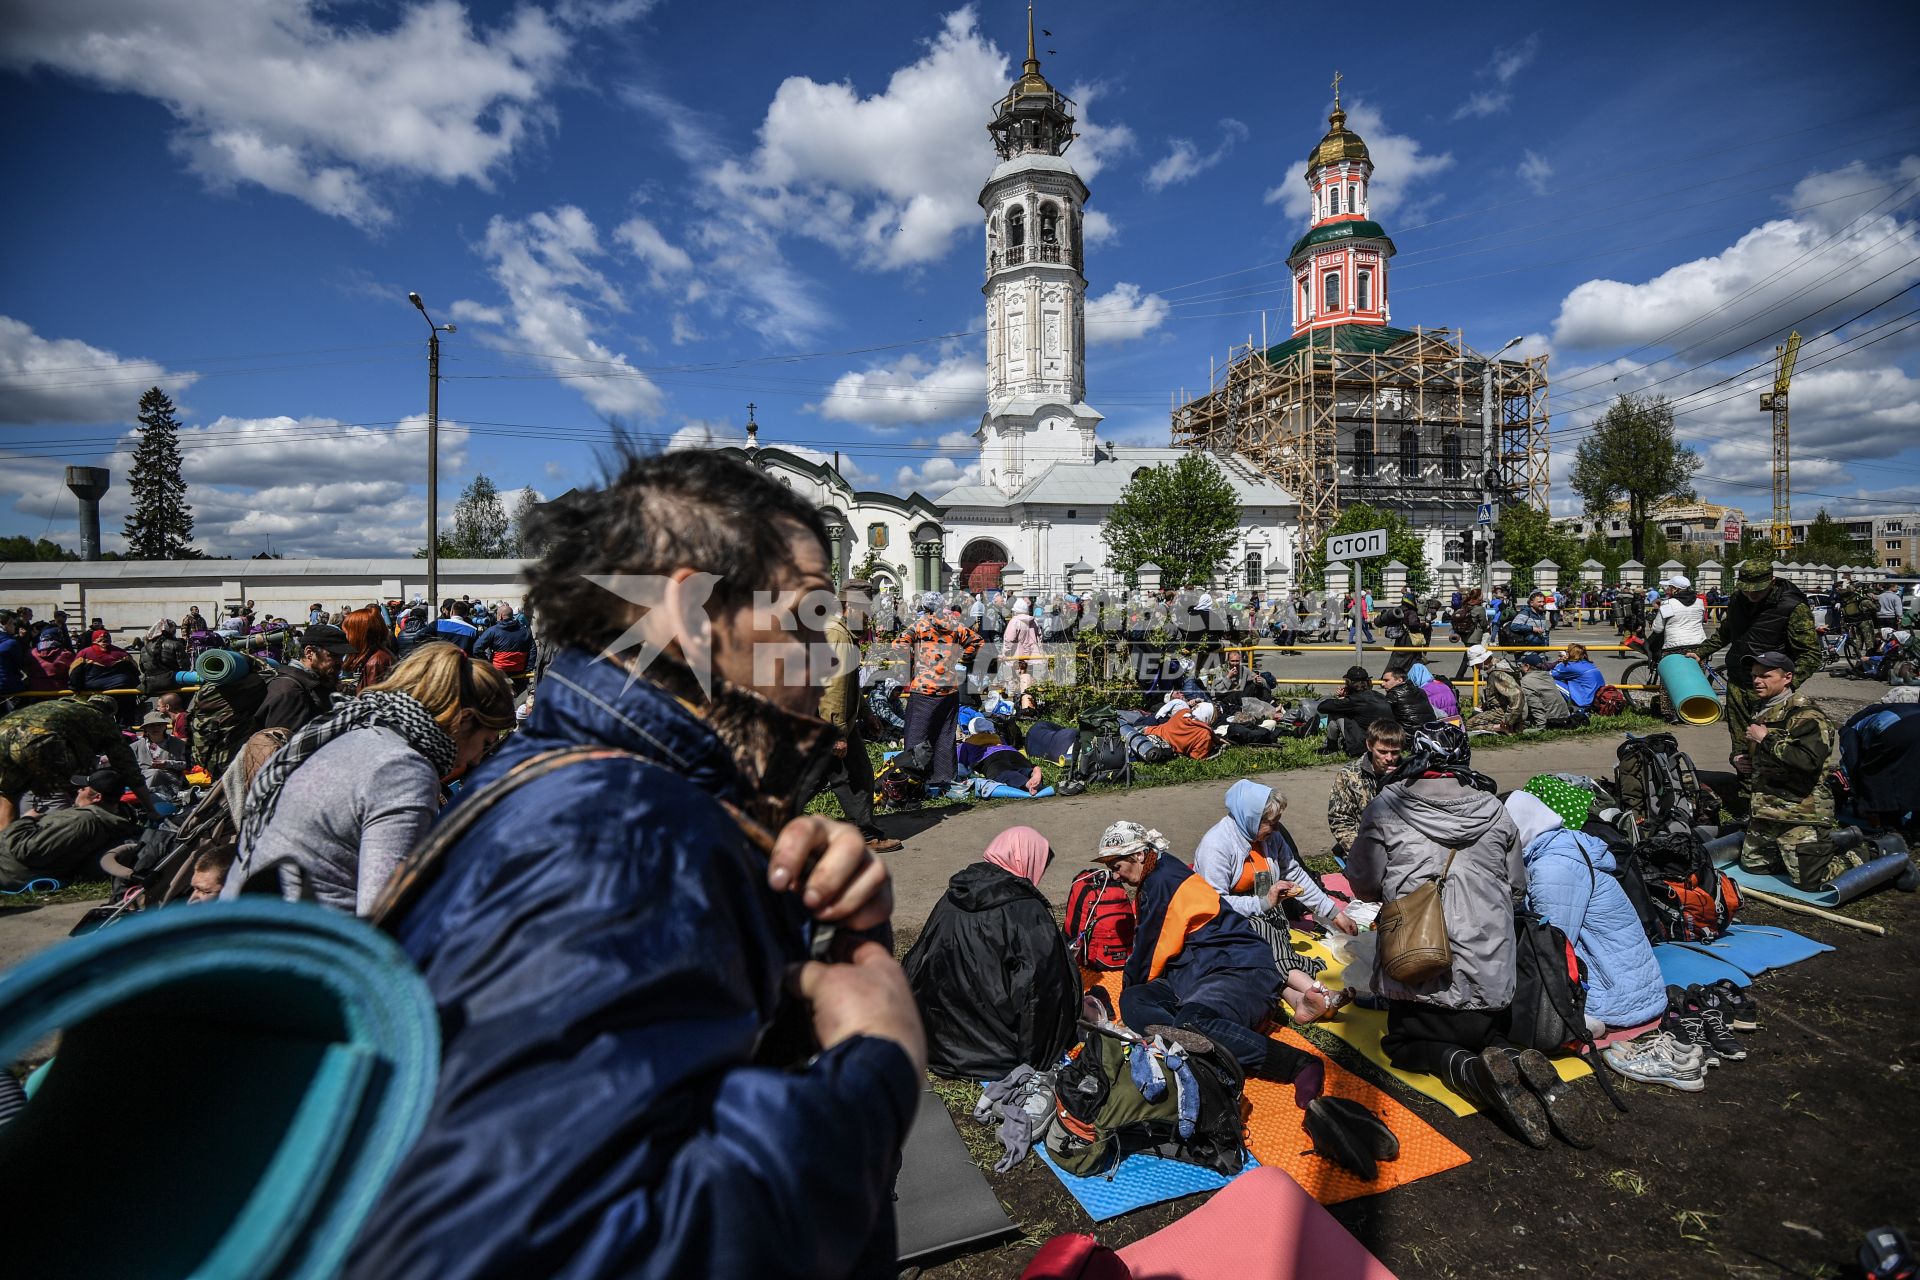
[999,597,1044,696]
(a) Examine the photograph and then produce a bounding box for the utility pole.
[1480,336,1524,594]
[409,292,456,606]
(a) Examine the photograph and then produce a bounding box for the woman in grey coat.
[1347,724,1602,1148]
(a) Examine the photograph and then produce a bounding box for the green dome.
[1288,219,1395,262]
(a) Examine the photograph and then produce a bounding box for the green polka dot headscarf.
[1524,775,1593,832]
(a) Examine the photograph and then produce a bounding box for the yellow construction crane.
[1760,330,1801,556]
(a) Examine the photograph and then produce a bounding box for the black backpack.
[1632,830,1741,942]
[1614,733,1705,835]
[1070,733,1131,787]
[1509,904,1628,1115]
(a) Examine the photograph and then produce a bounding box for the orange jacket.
[891,614,982,695]
[1141,709,1215,760]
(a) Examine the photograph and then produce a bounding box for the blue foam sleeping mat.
[1669,923,1833,977]
[1037,1147,1262,1221]
[1715,861,1842,907]
[1653,944,1751,990]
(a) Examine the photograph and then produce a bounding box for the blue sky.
[2,0,1917,556]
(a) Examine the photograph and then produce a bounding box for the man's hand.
[1266,880,1303,907]
[1745,723,1769,745]
[831,738,848,758]
[1733,752,1753,776]
[1329,910,1359,936]
[767,813,893,932]
[796,939,928,1075]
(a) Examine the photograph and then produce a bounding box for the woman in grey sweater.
[225,643,516,915]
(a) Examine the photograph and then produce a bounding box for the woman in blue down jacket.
[1505,778,1666,1031]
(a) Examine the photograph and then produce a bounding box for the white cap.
[1664,574,1690,589]
[1465,643,1492,667]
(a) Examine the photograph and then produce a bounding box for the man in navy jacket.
[349,452,924,1280]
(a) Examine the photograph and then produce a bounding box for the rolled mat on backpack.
[0,899,440,1279]
[1656,654,1722,725]
[193,647,247,686]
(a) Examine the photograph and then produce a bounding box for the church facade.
[936,17,1301,595]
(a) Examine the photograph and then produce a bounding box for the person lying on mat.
[1100,820,1323,1095]
[957,735,1046,794]
[1346,724,1602,1150]
[902,826,1078,1080]
[1507,778,1665,1032]
[1193,781,1353,1023]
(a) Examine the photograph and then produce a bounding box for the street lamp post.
[1481,335,1524,593]
[408,292,456,607]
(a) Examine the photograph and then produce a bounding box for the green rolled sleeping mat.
[0,898,440,1279]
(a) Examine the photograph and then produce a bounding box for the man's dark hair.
[526,449,831,655]
[440,598,460,615]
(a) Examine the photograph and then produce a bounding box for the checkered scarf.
[237,690,456,861]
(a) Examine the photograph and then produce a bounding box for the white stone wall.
[0,560,532,640]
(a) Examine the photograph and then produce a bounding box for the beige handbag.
[1377,848,1459,985]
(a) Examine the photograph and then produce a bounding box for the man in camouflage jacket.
[1462,646,1526,733]
[0,694,156,830]
[1326,720,1405,857]
[1739,650,1855,889]
[1699,560,1820,812]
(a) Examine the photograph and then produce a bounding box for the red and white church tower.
[1288,73,1396,338]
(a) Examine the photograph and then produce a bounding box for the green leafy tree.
[0,535,79,562]
[1570,393,1699,564]
[1494,504,1580,592]
[1301,502,1427,593]
[1100,453,1241,586]
[510,487,542,556]
[1800,509,1874,567]
[123,386,197,559]
[447,474,513,558]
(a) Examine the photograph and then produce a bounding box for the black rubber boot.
[1254,1040,1325,1107]
[1510,1048,1604,1149]
[1444,1048,1550,1148]
[1304,1097,1400,1180]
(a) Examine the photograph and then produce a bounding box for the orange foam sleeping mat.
[1085,970,1470,1204]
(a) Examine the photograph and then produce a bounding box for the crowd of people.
[1,446,1914,1276]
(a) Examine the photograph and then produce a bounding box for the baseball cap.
[1664,574,1691,589]
[1465,644,1492,667]
[1736,560,1775,588]
[1343,664,1370,683]
[301,622,353,657]
[69,768,120,795]
[1751,649,1794,673]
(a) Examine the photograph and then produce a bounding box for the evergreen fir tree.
[123,386,196,559]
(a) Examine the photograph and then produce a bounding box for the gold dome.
[1309,108,1371,169]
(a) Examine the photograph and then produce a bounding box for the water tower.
[65,466,110,561]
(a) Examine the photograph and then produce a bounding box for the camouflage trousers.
[1740,817,1857,890]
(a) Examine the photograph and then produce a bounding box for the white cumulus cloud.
[814,353,987,428]
[1518,150,1554,196]
[1,0,572,229]
[0,316,200,425]
[1145,119,1248,192]
[894,430,980,494]
[1265,101,1454,223]
[1086,282,1170,345]
[469,205,665,418]
[1552,157,1920,351]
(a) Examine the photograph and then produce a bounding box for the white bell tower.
[978,7,1102,496]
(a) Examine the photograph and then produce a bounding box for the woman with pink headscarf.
[903,825,1079,1079]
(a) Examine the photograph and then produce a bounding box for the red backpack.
[1064,868,1136,969]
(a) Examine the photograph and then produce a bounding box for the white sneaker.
[1603,1037,1707,1092]
[1646,1030,1706,1070]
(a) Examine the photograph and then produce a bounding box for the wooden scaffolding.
[1171,325,1550,557]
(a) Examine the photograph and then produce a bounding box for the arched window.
[1329,186,1342,216]
[1444,538,1466,562]
[1352,429,1374,478]
[1347,183,1357,213]
[1399,430,1419,478]
[1039,202,1059,244]
[1300,277,1312,318]
[1356,269,1372,311]
[1244,552,1262,586]
[1441,434,1463,480]
[1007,205,1026,247]
[1323,270,1341,311]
